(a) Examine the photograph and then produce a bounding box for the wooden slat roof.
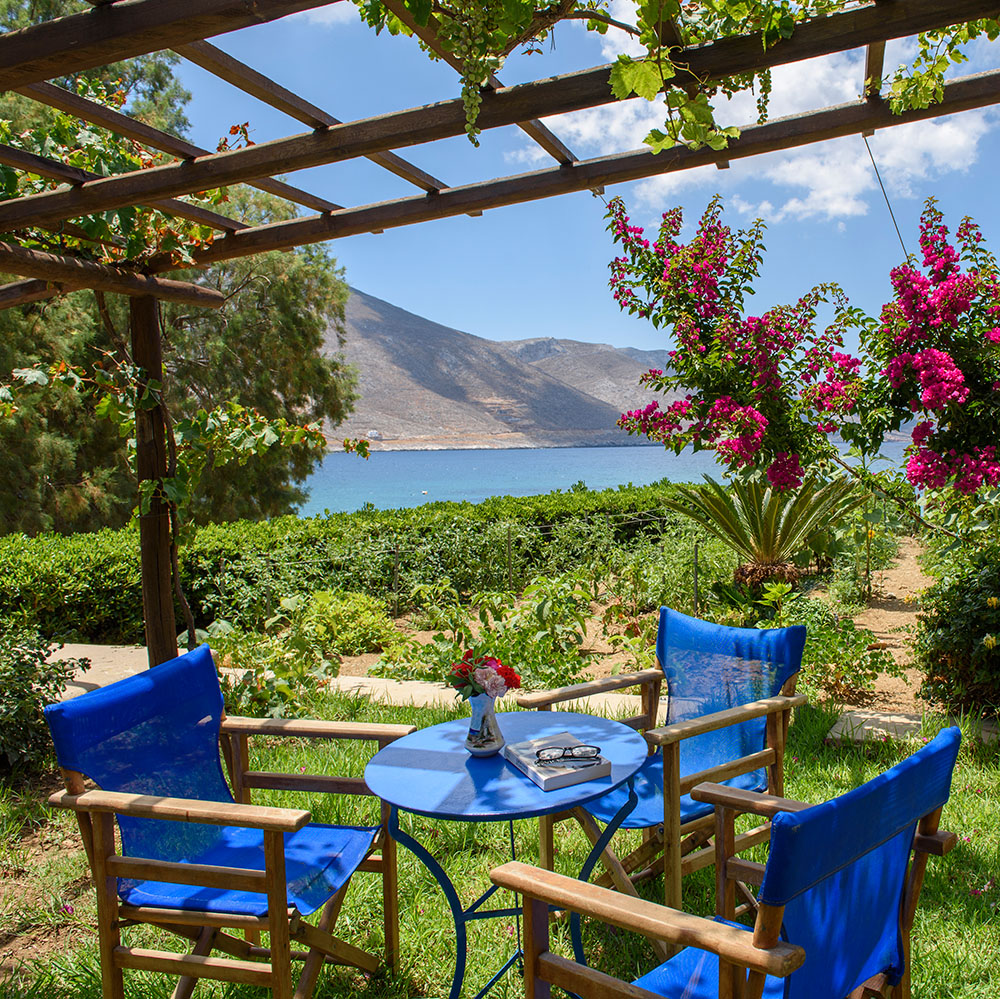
[0,0,997,303]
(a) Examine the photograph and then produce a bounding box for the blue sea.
[298,441,909,516]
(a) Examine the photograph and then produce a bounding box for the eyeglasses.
[536,744,601,766]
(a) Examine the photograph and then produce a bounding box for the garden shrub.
[0,630,89,772]
[212,590,404,717]
[916,543,1000,711]
[0,481,691,643]
[787,596,901,698]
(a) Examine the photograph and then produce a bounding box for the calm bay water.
[299,441,909,516]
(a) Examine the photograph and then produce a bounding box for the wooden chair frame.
[491,778,956,999]
[50,715,415,999]
[518,665,805,911]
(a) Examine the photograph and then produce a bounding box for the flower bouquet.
[447,652,521,756]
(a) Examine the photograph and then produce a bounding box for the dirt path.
[841,536,931,714]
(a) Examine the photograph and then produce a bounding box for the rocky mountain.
[325,288,674,450]
[503,338,675,412]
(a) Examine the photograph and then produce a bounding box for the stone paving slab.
[52,643,149,701]
[827,708,998,745]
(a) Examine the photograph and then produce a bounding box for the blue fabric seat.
[586,749,767,828]
[117,820,378,916]
[44,643,403,999]
[632,917,784,999]
[45,644,379,918]
[580,608,806,907]
[492,725,963,999]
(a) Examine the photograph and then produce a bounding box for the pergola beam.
[0,0,346,91]
[0,141,247,233]
[0,277,64,308]
[0,241,225,307]
[176,68,1000,266]
[0,0,994,234]
[173,40,450,193]
[17,81,344,215]
[381,0,578,165]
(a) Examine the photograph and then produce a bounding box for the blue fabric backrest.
[759,726,961,999]
[656,608,806,777]
[44,644,233,863]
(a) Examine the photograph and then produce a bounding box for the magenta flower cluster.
[885,348,969,411]
[873,200,1000,494]
[608,196,863,490]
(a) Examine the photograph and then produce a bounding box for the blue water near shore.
[299,441,909,516]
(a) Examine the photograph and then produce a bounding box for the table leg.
[570,778,639,966]
[388,807,469,999]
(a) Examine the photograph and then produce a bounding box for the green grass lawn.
[1,695,997,998]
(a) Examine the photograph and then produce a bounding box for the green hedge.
[0,480,692,643]
[916,542,1000,711]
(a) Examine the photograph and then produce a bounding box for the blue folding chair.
[492,725,962,999]
[44,644,414,999]
[519,608,806,912]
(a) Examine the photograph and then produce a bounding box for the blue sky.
[173,4,1000,354]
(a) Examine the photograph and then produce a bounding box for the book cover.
[502,731,611,791]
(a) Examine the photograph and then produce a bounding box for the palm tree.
[665,474,863,589]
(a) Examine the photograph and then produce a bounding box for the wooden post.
[130,295,178,667]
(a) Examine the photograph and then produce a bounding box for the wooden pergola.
[1,0,998,667]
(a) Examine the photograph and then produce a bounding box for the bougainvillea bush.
[858,199,1000,496]
[609,195,865,491]
[610,195,1000,503]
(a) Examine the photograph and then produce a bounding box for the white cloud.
[506,33,996,225]
[294,1,358,26]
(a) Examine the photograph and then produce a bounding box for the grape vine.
[354,1,999,153]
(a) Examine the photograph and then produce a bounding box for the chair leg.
[380,803,401,972]
[294,884,349,999]
[523,896,552,999]
[264,830,294,999]
[91,812,125,999]
[172,926,218,999]
[539,814,555,871]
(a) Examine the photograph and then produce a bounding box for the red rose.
[497,664,521,690]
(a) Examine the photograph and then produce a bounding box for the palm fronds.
[664,474,863,572]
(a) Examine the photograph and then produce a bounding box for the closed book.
[502,731,611,791]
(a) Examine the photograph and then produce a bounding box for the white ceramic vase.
[465,692,505,756]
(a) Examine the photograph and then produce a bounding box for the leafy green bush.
[0,630,89,772]
[916,543,1000,711]
[377,570,595,691]
[267,590,402,658]
[212,590,403,717]
[787,596,901,698]
[0,481,691,643]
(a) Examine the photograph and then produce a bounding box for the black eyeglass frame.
[535,744,601,764]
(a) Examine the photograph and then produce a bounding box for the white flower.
[474,666,507,698]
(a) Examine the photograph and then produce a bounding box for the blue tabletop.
[364,711,649,821]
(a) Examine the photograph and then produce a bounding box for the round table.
[365,711,648,998]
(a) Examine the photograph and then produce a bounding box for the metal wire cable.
[863,133,910,261]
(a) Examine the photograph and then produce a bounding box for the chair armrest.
[689,782,812,817]
[914,830,957,856]
[221,717,416,742]
[490,862,804,977]
[644,694,808,747]
[49,789,311,832]
[516,669,663,709]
